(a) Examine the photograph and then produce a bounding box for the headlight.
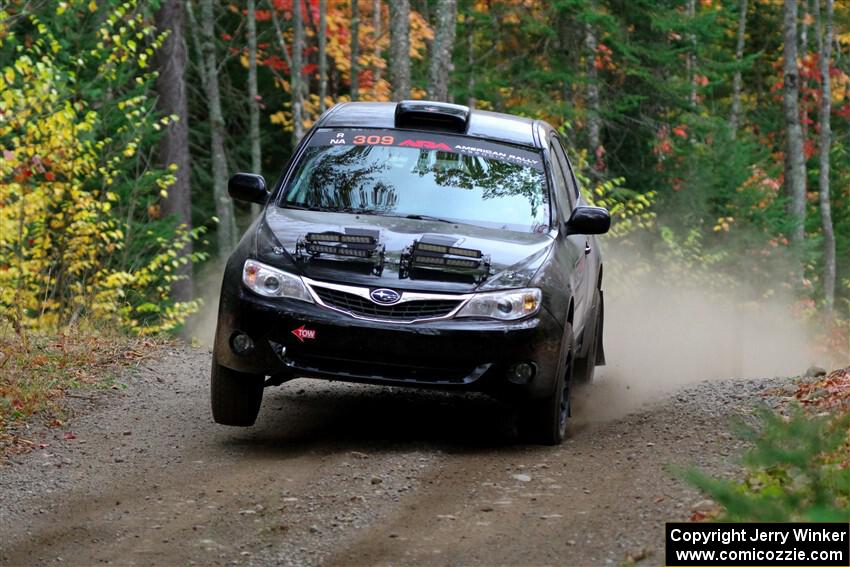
[456,288,541,320]
[242,259,314,303]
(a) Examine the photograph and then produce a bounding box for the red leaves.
[594,43,615,71]
[63,432,76,440]
[803,138,817,159]
[795,368,850,410]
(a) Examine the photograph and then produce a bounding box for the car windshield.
[279,129,549,233]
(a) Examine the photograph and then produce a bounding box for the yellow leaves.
[88,1,98,13]
[0,3,197,335]
[713,216,735,233]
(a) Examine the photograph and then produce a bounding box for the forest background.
[1,0,849,361]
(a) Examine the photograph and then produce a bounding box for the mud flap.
[595,290,606,366]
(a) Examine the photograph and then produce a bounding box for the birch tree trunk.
[584,3,601,167]
[427,0,457,102]
[247,0,262,217]
[198,0,238,255]
[155,0,193,301]
[389,0,411,100]
[372,0,382,97]
[319,0,327,112]
[466,18,475,108]
[816,0,836,311]
[686,0,698,108]
[350,0,360,100]
[292,0,305,142]
[729,0,748,139]
[783,0,807,245]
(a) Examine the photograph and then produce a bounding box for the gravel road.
[0,345,793,566]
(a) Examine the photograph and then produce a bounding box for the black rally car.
[212,101,610,444]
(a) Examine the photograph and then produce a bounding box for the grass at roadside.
[0,325,164,458]
[684,368,850,522]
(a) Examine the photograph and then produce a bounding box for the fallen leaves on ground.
[0,325,167,461]
[794,367,850,410]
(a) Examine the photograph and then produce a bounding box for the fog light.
[230,332,255,356]
[507,362,535,385]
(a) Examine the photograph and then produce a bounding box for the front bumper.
[214,287,564,399]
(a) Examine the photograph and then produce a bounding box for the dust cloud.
[187,261,225,349]
[575,254,817,423]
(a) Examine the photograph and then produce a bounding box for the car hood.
[259,207,554,293]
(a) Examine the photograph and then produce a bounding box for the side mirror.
[228,173,269,205]
[565,206,610,235]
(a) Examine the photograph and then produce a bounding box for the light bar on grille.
[416,242,482,258]
[305,243,371,258]
[306,232,376,245]
[413,254,480,268]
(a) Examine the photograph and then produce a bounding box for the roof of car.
[317,102,541,148]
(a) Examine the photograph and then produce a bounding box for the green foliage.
[686,406,850,522]
[0,1,203,334]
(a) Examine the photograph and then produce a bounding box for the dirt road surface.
[0,345,790,566]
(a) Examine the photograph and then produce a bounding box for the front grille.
[312,286,462,321]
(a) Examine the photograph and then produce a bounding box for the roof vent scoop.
[394,101,470,133]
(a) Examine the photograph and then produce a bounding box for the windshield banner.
[309,129,544,171]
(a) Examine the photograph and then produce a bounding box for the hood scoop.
[400,235,491,284]
[295,229,386,276]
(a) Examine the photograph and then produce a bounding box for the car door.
[554,139,599,324]
[547,134,589,337]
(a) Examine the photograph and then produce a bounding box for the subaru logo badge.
[370,288,401,304]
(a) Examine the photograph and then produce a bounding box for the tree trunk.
[247,0,262,217]
[155,0,193,301]
[816,0,836,312]
[800,0,811,149]
[351,0,360,100]
[686,0,698,108]
[372,0,382,97]
[389,0,411,100]
[466,17,475,108]
[319,0,328,111]
[783,0,807,245]
[427,0,457,102]
[293,0,305,142]
[729,0,748,139]
[584,2,601,168]
[199,0,238,255]
[801,0,811,52]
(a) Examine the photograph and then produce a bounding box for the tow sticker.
[291,325,317,342]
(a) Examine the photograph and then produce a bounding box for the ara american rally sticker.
[291,325,316,342]
[308,128,543,171]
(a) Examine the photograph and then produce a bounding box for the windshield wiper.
[399,214,455,224]
[287,205,458,225]
[281,202,328,211]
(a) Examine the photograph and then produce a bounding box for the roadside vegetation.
[0,326,164,457]
[686,368,850,521]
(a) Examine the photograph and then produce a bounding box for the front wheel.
[210,363,264,426]
[519,326,574,445]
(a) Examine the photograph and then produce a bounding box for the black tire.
[574,290,602,385]
[210,363,264,426]
[519,325,574,445]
